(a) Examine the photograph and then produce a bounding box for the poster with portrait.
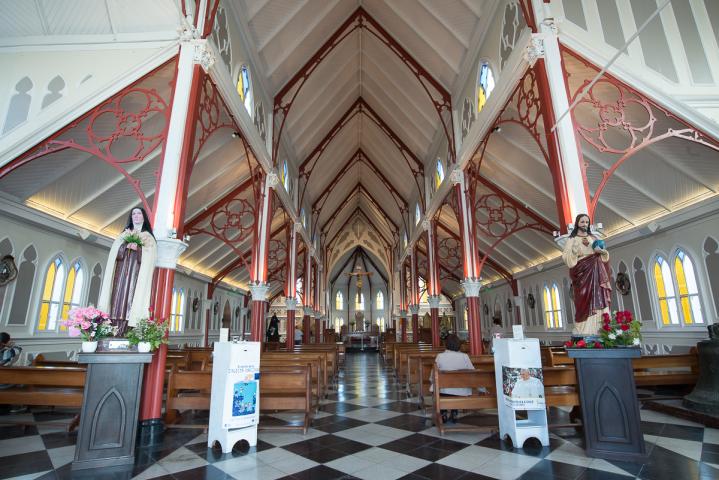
[502,366,545,409]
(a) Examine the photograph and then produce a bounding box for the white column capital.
[294,221,303,233]
[303,306,314,317]
[155,238,189,269]
[266,171,280,188]
[285,298,297,311]
[399,310,408,318]
[192,39,215,73]
[461,279,482,298]
[409,305,420,315]
[427,295,441,309]
[249,282,270,301]
[449,167,464,185]
[525,33,546,66]
[421,219,431,232]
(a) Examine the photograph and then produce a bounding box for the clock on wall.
[616,272,631,296]
[527,293,536,309]
[213,301,219,315]
[0,255,17,286]
[235,306,241,318]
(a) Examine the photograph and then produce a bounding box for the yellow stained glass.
[654,261,670,325]
[61,266,76,323]
[543,287,552,328]
[38,262,57,330]
[237,76,245,101]
[477,85,486,113]
[674,256,693,324]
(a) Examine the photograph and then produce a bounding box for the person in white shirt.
[294,326,303,345]
[431,334,474,424]
[511,369,544,398]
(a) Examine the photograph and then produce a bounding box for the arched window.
[336,291,343,310]
[38,257,66,331]
[415,203,421,225]
[376,291,384,310]
[476,61,495,114]
[170,288,185,332]
[334,317,343,332]
[280,160,289,192]
[418,277,428,304]
[654,255,679,325]
[236,65,252,114]
[61,260,85,323]
[434,158,445,190]
[301,208,307,228]
[296,277,303,304]
[543,283,563,329]
[674,250,704,324]
[356,292,365,311]
[402,231,408,250]
[377,316,385,332]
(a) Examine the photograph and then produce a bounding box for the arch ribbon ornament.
[0,59,179,217]
[562,47,719,218]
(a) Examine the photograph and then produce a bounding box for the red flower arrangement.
[564,310,641,349]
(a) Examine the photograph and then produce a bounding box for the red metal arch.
[273,7,454,169]
[561,47,719,218]
[0,58,179,218]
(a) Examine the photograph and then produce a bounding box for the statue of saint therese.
[561,213,611,338]
[98,207,157,336]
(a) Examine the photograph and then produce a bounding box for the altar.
[341,324,379,351]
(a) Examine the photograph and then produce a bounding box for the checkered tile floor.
[2,352,719,480]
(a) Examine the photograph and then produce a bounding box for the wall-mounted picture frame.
[616,272,631,296]
[527,293,536,309]
[192,297,200,312]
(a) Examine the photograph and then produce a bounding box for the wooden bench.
[264,352,327,399]
[164,370,212,424]
[432,368,497,435]
[31,354,82,368]
[163,365,314,433]
[261,357,323,410]
[632,352,698,389]
[398,348,444,391]
[416,355,494,410]
[259,365,313,433]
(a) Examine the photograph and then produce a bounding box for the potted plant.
[61,306,116,352]
[126,310,169,353]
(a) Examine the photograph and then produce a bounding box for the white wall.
[477,204,719,354]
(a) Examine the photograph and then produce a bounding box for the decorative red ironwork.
[562,47,719,218]
[437,236,462,271]
[311,148,409,239]
[473,193,521,238]
[273,7,454,171]
[0,58,178,217]
[188,74,236,174]
[299,98,423,211]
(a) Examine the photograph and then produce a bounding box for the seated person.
[431,334,473,424]
[294,326,303,345]
[0,332,21,366]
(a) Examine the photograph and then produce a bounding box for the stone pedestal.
[684,338,719,414]
[72,352,153,471]
[567,348,647,462]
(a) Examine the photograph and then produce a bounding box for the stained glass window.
[378,316,385,332]
[336,291,343,310]
[402,231,408,249]
[415,203,421,225]
[435,158,445,190]
[296,278,303,304]
[356,293,365,311]
[61,261,84,329]
[654,255,679,325]
[674,250,704,324]
[376,291,384,310]
[476,61,495,114]
[170,288,185,332]
[38,257,65,331]
[543,284,563,328]
[236,65,252,113]
[418,277,428,304]
[335,317,343,331]
[280,160,289,191]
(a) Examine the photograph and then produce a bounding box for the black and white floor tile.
[1,352,718,480]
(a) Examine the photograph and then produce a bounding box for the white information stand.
[208,340,261,453]
[493,337,549,448]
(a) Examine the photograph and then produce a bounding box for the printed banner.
[223,365,259,429]
[502,366,545,409]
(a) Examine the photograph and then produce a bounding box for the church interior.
[1,0,719,479]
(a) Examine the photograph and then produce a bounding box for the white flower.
[608,333,617,340]
[615,329,623,336]
[633,338,640,345]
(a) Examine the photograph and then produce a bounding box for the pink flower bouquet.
[61,306,116,342]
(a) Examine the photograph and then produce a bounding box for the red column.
[410,305,419,343]
[314,316,321,344]
[429,297,441,348]
[302,310,311,345]
[139,268,174,423]
[286,309,296,349]
[250,299,266,343]
[400,311,407,342]
[466,295,483,355]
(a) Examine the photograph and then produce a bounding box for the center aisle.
[129,351,714,480]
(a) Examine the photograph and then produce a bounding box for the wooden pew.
[0,366,86,408]
[31,354,82,368]
[265,351,328,396]
[632,352,698,388]
[163,366,314,433]
[260,357,323,410]
[416,355,494,410]
[432,368,497,435]
[398,348,444,390]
